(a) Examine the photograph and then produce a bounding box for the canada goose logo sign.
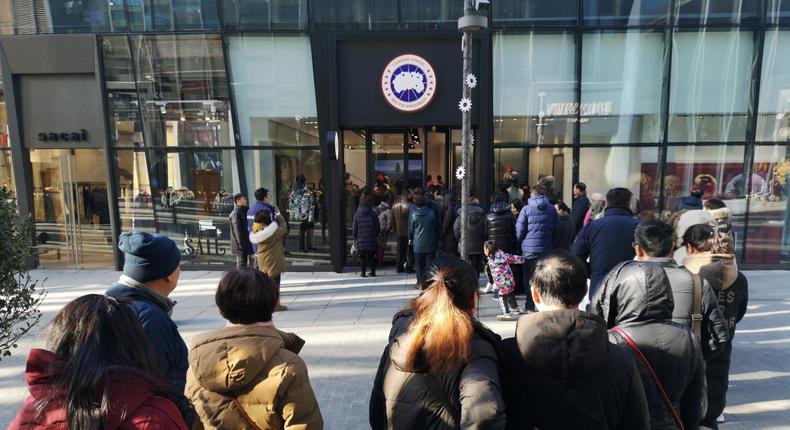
[381,54,437,112]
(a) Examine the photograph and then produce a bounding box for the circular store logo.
[381,54,437,112]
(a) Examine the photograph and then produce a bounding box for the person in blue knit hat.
[105,230,194,425]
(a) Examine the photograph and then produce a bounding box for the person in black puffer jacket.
[439,191,460,256]
[353,194,381,277]
[454,197,488,274]
[681,224,749,429]
[592,260,705,430]
[485,192,518,254]
[370,255,506,430]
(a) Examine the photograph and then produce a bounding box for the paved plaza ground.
[0,269,788,429]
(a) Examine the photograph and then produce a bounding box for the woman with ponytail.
[369,255,506,430]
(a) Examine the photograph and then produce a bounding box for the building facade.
[0,0,788,271]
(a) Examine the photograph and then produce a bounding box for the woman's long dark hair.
[405,255,478,374]
[38,294,162,429]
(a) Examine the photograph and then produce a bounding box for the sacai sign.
[381,54,437,112]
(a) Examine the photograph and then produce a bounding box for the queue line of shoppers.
[9,181,749,430]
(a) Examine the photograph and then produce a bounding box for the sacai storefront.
[0,1,788,271]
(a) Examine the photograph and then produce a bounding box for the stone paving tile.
[0,269,788,429]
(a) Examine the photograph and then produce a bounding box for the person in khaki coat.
[186,269,322,430]
[250,210,289,311]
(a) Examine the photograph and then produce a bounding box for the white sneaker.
[496,313,515,321]
[480,282,494,294]
[717,413,725,423]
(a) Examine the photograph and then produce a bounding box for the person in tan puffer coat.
[186,269,322,430]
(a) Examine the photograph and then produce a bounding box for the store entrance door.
[29,148,115,269]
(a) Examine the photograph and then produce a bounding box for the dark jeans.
[235,253,251,269]
[522,252,543,311]
[360,250,377,275]
[396,236,414,271]
[468,253,483,276]
[414,251,435,287]
[298,221,313,251]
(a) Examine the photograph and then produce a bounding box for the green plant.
[0,186,43,359]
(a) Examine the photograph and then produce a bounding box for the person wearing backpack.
[592,261,705,430]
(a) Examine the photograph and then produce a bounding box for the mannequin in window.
[288,174,315,253]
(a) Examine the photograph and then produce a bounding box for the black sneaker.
[360,273,367,278]
[369,272,377,277]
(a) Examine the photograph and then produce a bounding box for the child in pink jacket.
[484,240,526,321]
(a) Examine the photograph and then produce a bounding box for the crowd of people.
[9,177,749,429]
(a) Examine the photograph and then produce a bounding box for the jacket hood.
[468,204,485,225]
[489,201,510,215]
[23,349,164,430]
[188,326,305,393]
[596,261,674,327]
[387,310,428,373]
[514,310,609,379]
[707,207,732,221]
[528,195,550,210]
[682,253,738,290]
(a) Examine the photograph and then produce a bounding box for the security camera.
[475,0,490,11]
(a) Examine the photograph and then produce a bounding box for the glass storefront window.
[227,35,318,147]
[0,0,14,34]
[768,0,790,24]
[583,0,670,27]
[312,0,398,29]
[148,149,241,266]
[129,34,233,148]
[664,145,747,250]
[102,36,145,147]
[668,30,754,143]
[494,32,577,145]
[580,146,660,213]
[674,0,760,26]
[745,145,790,264]
[115,150,155,233]
[493,0,578,27]
[756,30,790,143]
[581,31,666,144]
[243,148,329,259]
[222,0,307,30]
[0,150,13,194]
[400,0,462,29]
[494,147,573,204]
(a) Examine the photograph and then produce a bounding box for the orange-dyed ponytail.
[405,257,477,374]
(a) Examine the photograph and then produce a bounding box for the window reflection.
[222,0,307,30]
[580,147,659,213]
[581,31,666,144]
[675,0,759,26]
[493,0,578,27]
[227,35,318,147]
[312,0,397,29]
[583,0,670,26]
[0,150,13,194]
[668,30,754,143]
[115,150,155,233]
[745,145,790,264]
[756,30,790,143]
[494,32,577,145]
[400,0,462,29]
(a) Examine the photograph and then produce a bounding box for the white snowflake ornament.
[466,73,478,89]
[469,134,475,146]
[458,97,472,113]
[455,166,466,181]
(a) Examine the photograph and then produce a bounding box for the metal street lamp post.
[457,0,488,263]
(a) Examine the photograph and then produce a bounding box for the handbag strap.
[611,327,685,430]
[424,373,461,427]
[691,274,703,339]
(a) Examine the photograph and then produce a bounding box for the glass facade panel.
[0,0,14,34]
[580,146,660,213]
[222,0,307,30]
[149,149,241,265]
[664,145,747,250]
[668,30,754,143]
[583,0,670,27]
[745,144,790,264]
[400,0,462,29]
[0,150,13,194]
[581,31,666,144]
[494,32,577,145]
[128,34,233,148]
[102,36,146,147]
[756,30,790,143]
[242,148,328,259]
[493,0,578,27]
[115,150,155,233]
[312,0,398,29]
[228,35,318,147]
[674,0,760,26]
[768,0,790,24]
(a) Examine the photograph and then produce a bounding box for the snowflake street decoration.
[455,166,466,181]
[466,73,478,89]
[469,134,475,146]
[458,97,472,113]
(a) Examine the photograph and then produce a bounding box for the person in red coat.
[10,294,188,430]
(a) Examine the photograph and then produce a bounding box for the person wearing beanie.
[106,231,193,425]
